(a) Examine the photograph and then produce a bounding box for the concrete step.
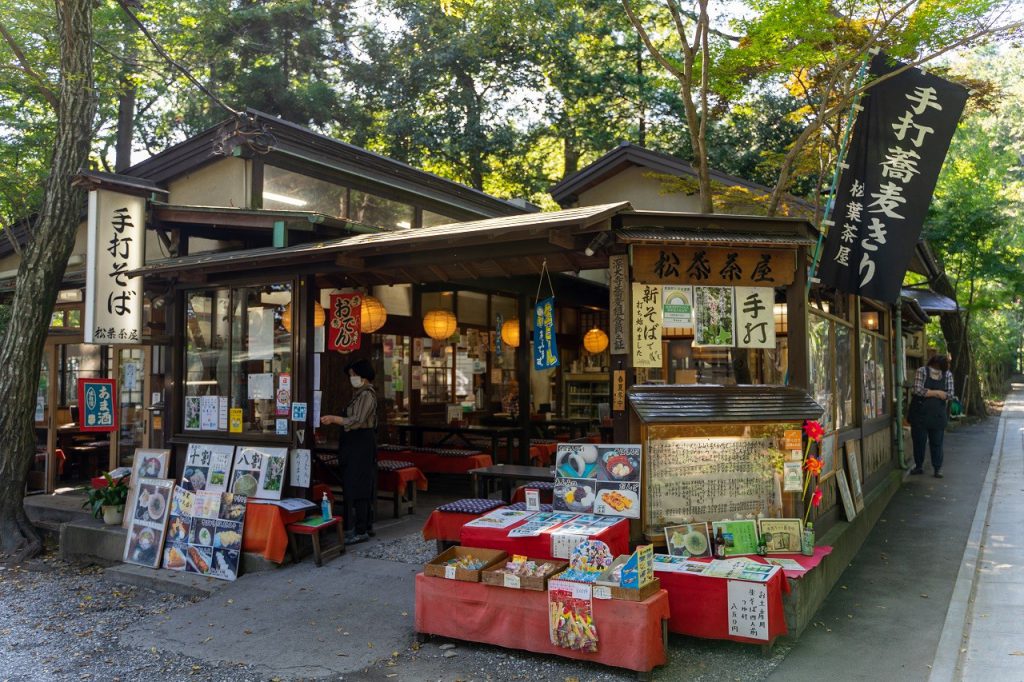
[60,519,126,566]
[102,563,228,599]
[25,492,94,526]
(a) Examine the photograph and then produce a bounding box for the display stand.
[461,517,631,560]
[243,501,307,564]
[655,565,789,649]
[414,573,669,679]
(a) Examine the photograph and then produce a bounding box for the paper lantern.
[501,319,520,348]
[583,328,609,354]
[282,301,326,333]
[423,309,457,341]
[360,296,387,333]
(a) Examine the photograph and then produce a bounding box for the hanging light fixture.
[500,319,520,348]
[360,295,387,333]
[583,328,609,354]
[282,301,326,333]
[423,309,457,341]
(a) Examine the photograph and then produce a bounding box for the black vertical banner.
[817,54,968,303]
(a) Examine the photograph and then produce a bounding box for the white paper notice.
[275,418,288,436]
[247,373,274,400]
[313,326,325,353]
[662,285,693,328]
[313,353,321,391]
[734,286,776,349]
[727,580,769,641]
[199,396,219,431]
[290,448,311,488]
[551,532,587,559]
[247,307,274,361]
[218,396,229,431]
[783,461,802,492]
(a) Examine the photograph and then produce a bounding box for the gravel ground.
[352,533,437,565]
[0,557,263,682]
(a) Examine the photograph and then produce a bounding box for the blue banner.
[533,297,560,370]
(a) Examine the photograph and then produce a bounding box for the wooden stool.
[286,516,345,567]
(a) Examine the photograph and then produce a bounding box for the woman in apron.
[908,355,955,478]
[321,359,377,544]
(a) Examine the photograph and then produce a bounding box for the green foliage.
[82,473,130,518]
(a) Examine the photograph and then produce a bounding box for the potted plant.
[83,473,130,525]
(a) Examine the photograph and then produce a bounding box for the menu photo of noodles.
[123,478,174,569]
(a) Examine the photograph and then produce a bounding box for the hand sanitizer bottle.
[321,492,332,522]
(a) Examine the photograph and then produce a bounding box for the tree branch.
[0,22,58,109]
[621,0,685,79]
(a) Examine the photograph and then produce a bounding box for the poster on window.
[77,378,117,432]
[85,189,144,344]
[182,443,234,493]
[329,292,362,353]
[693,286,735,347]
[735,287,776,349]
[230,446,288,500]
[662,285,693,328]
[631,283,662,368]
[247,307,275,361]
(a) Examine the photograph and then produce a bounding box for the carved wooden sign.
[633,246,796,287]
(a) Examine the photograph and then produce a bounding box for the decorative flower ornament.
[803,457,823,476]
[811,488,823,507]
[803,420,824,443]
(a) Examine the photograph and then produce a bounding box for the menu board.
[163,489,246,581]
[553,443,641,519]
[123,478,173,568]
[230,446,288,500]
[646,435,779,531]
[182,443,234,493]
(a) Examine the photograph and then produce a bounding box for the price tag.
[593,586,612,600]
[444,565,456,580]
[503,573,521,589]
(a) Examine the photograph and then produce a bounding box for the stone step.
[102,563,228,599]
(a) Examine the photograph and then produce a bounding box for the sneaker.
[910,468,924,475]
[934,471,944,478]
[345,533,369,546]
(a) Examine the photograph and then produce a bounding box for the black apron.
[339,428,376,502]
[913,371,948,430]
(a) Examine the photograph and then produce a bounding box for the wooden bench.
[377,460,427,518]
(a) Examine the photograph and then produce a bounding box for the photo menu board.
[553,443,641,519]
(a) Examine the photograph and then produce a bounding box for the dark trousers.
[911,424,945,471]
[344,496,371,535]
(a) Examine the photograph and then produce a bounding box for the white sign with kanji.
[85,189,145,344]
[734,287,776,349]
[727,579,769,640]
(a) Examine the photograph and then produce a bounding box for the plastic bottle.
[321,492,332,522]
[801,522,815,556]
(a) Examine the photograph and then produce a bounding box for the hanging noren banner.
[533,296,560,370]
[817,53,968,303]
[328,292,362,353]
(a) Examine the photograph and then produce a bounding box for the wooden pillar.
[516,294,531,465]
[787,246,810,390]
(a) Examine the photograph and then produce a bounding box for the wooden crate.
[481,558,568,591]
[424,546,507,582]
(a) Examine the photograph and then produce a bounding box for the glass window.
[263,165,346,217]
[349,189,415,230]
[835,323,854,428]
[808,313,834,431]
[423,210,457,228]
[183,283,292,436]
[60,344,105,407]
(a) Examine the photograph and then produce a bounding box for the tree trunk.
[0,0,96,561]
[931,273,987,418]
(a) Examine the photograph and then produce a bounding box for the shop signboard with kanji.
[78,378,117,432]
[633,246,795,287]
[85,189,145,344]
[328,292,362,353]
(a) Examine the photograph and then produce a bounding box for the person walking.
[908,355,955,478]
[321,359,377,544]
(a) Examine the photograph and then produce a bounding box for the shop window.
[349,189,415,230]
[807,311,856,431]
[263,165,346,218]
[457,291,488,327]
[860,303,890,420]
[183,283,292,436]
[59,344,106,407]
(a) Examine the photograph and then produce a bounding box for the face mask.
[350,376,363,388]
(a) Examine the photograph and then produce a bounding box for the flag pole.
[806,52,876,296]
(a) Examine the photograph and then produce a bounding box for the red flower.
[803,420,824,443]
[811,488,823,507]
[803,457,823,476]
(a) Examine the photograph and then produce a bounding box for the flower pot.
[101,505,124,526]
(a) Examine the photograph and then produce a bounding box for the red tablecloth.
[378,466,429,492]
[422,509,502,542]
[400,451,494,475]
[656,564,789,643]
[415,573,669,673]
[460,517,630,560]
[243,501,307,564]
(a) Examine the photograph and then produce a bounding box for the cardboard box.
[481,557,568,591]
[594,556,662,601]
[424,546,507,582]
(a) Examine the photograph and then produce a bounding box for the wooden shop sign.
[633,245,796,287]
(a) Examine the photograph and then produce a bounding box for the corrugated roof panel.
[617,228,816,247]
[628,385,823,423]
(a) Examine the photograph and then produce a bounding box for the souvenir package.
[481,554,568,591]
[424,546,506,582]
[557,539,613,583]
[548,579,598,652]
